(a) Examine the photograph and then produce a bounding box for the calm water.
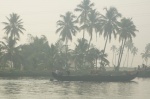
[0,77,150,99]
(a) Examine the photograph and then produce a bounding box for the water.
[0,77,150,99]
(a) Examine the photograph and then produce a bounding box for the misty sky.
[0,0,150,67]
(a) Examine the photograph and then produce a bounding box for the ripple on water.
[0,77,150,99]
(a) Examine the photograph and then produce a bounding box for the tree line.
[0,0,149,72]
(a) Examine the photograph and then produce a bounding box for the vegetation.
[2,0,150,77]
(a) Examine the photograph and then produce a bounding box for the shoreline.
[0,70,150,78]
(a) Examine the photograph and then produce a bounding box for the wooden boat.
[52,71,138,82]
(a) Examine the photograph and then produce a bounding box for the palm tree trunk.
[10,54,13,68]
[115,53,116,66]
[65,38,68,70]
[118,39,126,67]
[112,51,114,66]
[127,51,130,67]
[131,55,135,67]
[117,40,124,68]
[100,35,108,71]
[88,35,92,50]
[116,39,126,71]
[103,35,109,54]
[83,12,87,39]
[123,49,128,67]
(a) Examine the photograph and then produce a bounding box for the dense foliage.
[1,0,146,73]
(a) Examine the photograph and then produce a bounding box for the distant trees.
[141,43,150,65]
[111,45,117,66]
[0,13,25,69]
[0,37,23,69]
[2,13,25,41]
[131,46,138,66]
[116,18,138,71]
[56,12,79,44]
[123,40,134,67]
[86,9,100,48]
[99,7,121,54]
[20,35,50,70]
[0,0,142,72]
[72,38,109,71]
[56,11,79,69]
[75,0,94,39]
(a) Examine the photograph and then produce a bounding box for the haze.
[0,0,150,67]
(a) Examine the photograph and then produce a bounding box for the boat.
[52,71,138,82]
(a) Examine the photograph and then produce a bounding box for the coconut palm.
[2,13,25,41]
[98,50,109,71]
[123,40,134,67]
[73,38,89,69]
[56,12,79,68]
[98,7,121,54]
[0,36,22,69]
[141,43,150,65]
[86,46,100,69]
[86,9,100,47]
[56,11,79,45]
[131,46,138,66]
[116,18,138,71]
[110,45,117,66]
[141,51,149,65]
[75,0,94,39]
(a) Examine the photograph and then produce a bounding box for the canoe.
[52,71,138,82]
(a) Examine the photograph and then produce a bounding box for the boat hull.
[52,72,138,82]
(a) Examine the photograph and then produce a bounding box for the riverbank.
[0,68,150,78]
[0,70,52,77]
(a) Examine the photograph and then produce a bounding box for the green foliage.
[0,1,141,74]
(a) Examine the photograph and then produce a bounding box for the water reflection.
[0,78,150,99]
[51,81,139,99]
[4,82,22,94]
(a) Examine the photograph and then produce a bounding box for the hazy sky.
[0,0,150,67]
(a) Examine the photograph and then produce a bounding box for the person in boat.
[55,69,59,74]
[55,69,63,75]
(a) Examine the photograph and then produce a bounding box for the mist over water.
[0,0,150,98]
[0,0,150,66]
[0,77,150,99]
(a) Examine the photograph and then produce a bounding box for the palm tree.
[53,39,66,69]
[141,51,149,65]
[87,9,100,48]
[123,40,133,67]
[110,45,117,66]
[75,0,94,39]
[99,7,121,54]
[56,11,79,45]
[86,46,100,69]
[0,36,22,69]
[116,18,138,71]
[56,12,79,68]
[98,50,109,71]
[21,35,51,70]
[131,46,138,66]
[2,13,25,41]
[141,43,150,65]
[73,38,89,69]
